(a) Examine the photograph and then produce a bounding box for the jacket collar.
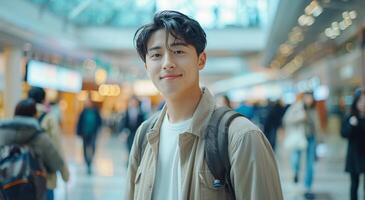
[149,87,215,138]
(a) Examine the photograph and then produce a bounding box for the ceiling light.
[307,16,315,26]
[344,18,352,27]
[349,10,357,19]
[325,28,333,37]
[342,11,350,19]
[331,22,339,30]
[312,6,323,17]
[339,21,346,30]
[333,29,340,36]
[298,15,315,26]
[279,44,293,56]
[298,15,307,26]
[95,68,107,85]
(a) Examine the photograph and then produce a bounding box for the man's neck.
[165,87,202,123]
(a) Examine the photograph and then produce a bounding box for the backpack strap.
[137,112,160,166]
[38,112,47,124]
[205,106,242,199]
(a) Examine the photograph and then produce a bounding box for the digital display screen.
[26,60,82,93]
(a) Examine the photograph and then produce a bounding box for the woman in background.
[342,89,365,200]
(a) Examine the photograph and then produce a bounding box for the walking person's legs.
[83,136,93,174]
[291,149,301,183]
[363,174,365,200]
[46,189,54,200]
[304,135,316,199]
[351,172,360,200]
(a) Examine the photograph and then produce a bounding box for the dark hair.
[222,95,231,108]
[134,10,207,63]
[28,87,45,104]
[14,99,37,117]
[351,88,365,117]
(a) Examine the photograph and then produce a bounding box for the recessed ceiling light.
[349,10,357,19]
[342,11,350,19]
[339,21,346,30]
[332,21,339,29]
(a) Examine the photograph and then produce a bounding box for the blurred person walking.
[283,91,321,199]
[120,96,145,153]
[76,99,102,175]
[235,100,254,120]
[263,100,286,151]
[28,87,69,200]
[341,89,365,200]
[0,99,69,200]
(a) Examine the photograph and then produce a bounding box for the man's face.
[303,94,314,106]
[145,29,206,98]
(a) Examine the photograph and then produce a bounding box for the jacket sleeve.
[229,127,283,200]
[42,113,70,182]
[32,133,65,173]
[341,115,355,138]
[124,123,144,200]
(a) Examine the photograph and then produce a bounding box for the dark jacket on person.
[0,116,65,173]
[121,109,145,136]
[264,102,286,134]
[76,107,102,138]
[121,108,145,151]
[341,114,365,173]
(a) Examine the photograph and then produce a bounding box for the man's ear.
[198,52,206,70]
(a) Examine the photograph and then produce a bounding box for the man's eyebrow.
[147,46,161,52]
[170,42,188,47]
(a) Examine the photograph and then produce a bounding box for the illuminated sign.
[26,60,82,93]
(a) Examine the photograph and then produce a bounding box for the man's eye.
[151,53,161,58]
[174,50,185,54]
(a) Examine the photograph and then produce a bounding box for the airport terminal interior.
[1,0,365,199]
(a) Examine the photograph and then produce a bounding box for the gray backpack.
[137,106,242,199]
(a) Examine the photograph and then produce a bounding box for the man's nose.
[162,53,176,70]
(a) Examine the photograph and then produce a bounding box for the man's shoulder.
[228,116,262,138]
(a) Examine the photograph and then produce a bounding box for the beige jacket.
[125,88,283,200]
[37,104,70,189]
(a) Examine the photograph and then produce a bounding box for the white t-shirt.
[152,114,192,200]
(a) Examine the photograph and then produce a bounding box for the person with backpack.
[124,10,283,200]
[76,98,102,175]
[0,99,68,200]
[28,87,70,200]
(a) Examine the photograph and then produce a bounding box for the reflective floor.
[54,128,362,200]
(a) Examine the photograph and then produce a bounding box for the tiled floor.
[54,128,362,200]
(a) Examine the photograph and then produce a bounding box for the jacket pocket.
[199,170,227,200]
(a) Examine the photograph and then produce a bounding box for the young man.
[125,10,283,200]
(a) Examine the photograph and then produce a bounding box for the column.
[4,47,23,117]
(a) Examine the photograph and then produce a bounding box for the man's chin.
[160,88,181,98]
